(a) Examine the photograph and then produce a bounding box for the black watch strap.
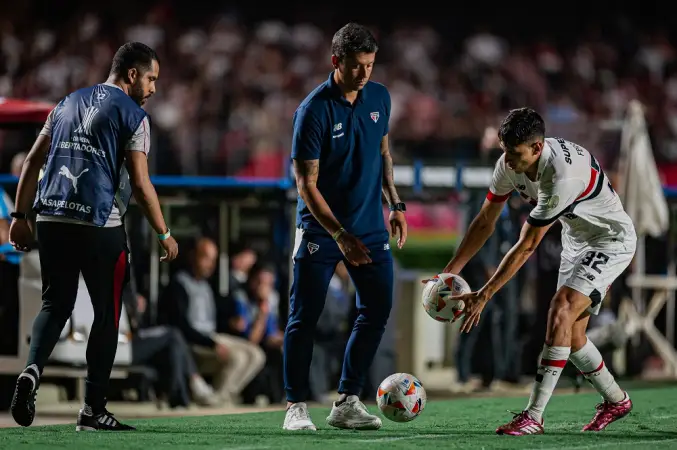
[389,202,406,212]
[10,212,27,220]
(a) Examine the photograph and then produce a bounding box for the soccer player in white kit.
[439,107,635,435]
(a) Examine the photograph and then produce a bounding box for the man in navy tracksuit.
[8,42,178,431]
[283,23,407,431]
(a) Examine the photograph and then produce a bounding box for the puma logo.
[59,166,89,194]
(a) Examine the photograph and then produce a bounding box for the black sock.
[84,381,108,413]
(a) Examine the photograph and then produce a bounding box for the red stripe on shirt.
[576,166,598,201]
[486,191,511,203]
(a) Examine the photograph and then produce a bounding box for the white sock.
[526,345,570,422]
[569,338,626,403]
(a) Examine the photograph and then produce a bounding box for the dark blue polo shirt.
[291,72,390,240]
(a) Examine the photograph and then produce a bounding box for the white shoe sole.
[326,416,381,430]
[283,424,317,431]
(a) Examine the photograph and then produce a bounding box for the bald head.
[192,237,218,279]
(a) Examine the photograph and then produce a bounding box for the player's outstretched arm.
[292,159,343,236]
[454,219,552,333]
[479,220,552,299]
[443,199,506,274]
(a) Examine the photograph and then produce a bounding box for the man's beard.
[130,82,145,105]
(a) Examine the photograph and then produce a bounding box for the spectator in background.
[226,262,284,404]
[123,251,219,409]
[158,237,265,405]
[0,152,25,356]
[7,7,676,178]
[228,243,257,293]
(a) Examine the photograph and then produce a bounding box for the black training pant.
[28,221,129,410]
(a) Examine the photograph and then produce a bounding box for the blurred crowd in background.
[0,3,675,409]
[1,4,677,176]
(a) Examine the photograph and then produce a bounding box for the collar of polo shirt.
[327,72,367,105]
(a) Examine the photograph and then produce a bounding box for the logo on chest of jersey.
[332,123,344,139]
[370,112,379,123]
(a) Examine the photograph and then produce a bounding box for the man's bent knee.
[249,344,266,371]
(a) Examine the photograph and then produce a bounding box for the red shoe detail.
[496,411,544,436]
[582,393,632,432]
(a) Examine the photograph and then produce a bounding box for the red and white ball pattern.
[376,373,427,422]
[421,273,471,323]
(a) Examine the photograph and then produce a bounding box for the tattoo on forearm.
[293,159,319,192]
[381,137,400,205]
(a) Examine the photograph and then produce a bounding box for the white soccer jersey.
[487,137,636,254]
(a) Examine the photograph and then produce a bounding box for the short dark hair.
[247,261,276,281]
[331,23,378,62]
[498,107,546,148]
[110,42,159,77]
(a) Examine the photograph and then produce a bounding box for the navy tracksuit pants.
[283,228,393,402]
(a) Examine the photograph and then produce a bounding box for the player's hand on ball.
[388,210,407,249]
[453,290,490,333]
[421,268,456,284]
[159,235,179,262]
[9,219,34,252]
[337,232,372,266]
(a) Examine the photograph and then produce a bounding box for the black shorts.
[36,221,130,329]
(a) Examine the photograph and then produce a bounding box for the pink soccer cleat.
[496,411,544,436]
[582,393,632,432]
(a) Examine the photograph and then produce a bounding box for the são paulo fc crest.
[370,112,379,123]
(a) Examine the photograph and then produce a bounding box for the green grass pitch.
[2,387,677,449]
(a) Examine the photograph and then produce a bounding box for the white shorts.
[557,241,636,315]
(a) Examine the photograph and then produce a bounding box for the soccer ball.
[421,273,471,323]
[376,373,426,422]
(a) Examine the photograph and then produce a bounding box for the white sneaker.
[283,402,317,431]
[326,395,382,430]
[190,377,220,407]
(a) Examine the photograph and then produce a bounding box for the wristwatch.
[10,212,27,220]
[389,202,406,212]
